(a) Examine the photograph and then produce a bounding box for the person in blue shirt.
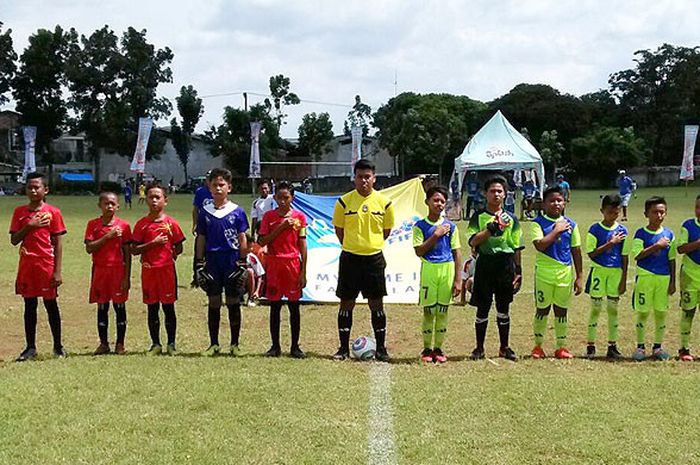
[521,179,537,219]
[617,170,635,221]
[123,182,132,209]
[556,174,571,203]
[678,194,700,361]
[190,171,214,288]
[464,172,480,219]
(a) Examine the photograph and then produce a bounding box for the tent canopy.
[454,110,545,192]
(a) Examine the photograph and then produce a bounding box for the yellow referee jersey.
[332,189,395,255]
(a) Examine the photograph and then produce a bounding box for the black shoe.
[498,346,517,361]
[375,346,390,362]
[265,346,281,357]
[470,347,485,360]
[53,346,67,358]
[16,347,37,362]
[333,347,350,360]
[290,346,306,359]
[606,344,623,360]
[585,344,596,359]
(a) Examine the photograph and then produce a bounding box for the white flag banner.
[249,121,262,179]
[681,125,698,181]
[350,125,362,179]
[22,126,37,180]
[130,117,153,174]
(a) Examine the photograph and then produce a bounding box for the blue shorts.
[205,251,245,298]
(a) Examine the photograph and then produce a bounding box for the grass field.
[1,186,700,464]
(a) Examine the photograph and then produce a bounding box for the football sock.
[208,306,221,346]
[97,303,109,344]
[269,301,282,348]
[337,308,353,351]
[607,298,619,343]
[422,306,436,349]
[533,311,549,346]
[288,301,301,348]
[433,304,448,349]
[370,308,387,349]
[496,301,511,348]
[653,310,667,345]
[587,298,603,343]
[635,311,649,345]
[23,297,38,349]
[162,304,177,346]
[680,309,696,349]
[227,304,241,346]
[475,304,489,351]
[147,304,161,345]
[554,312,568,349]
[44,299,62,350]
[114,303,127,345]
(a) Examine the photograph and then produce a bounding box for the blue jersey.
[412,218,460,264]
[123,185,132,200]
[193,186,213,210]
[558,180,570,194]
[631,227,676,276]
[532,215,581,267]
[522,182,536,198]
[197,202,249,256]
[618,176,634,195]
[586,222,627,268]
[680,219,700,266]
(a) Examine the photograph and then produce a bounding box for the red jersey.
[9,203,67,259]
[84,216,132,267]
[259,208,306,258]
[132,214,185,268]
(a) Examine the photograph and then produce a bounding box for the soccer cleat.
[499,347,517,361]
[290,346,306,359]
[679,348,694,362]
[606,345,623,360]
[53,346,67,358]
[265,345,282,357]
[652,347,670,361]
[333,347,350,360]
[114,343,126,355]
[432,348,447,364]
[94,343,111,356]
[554,348,574,359]
[632,347,646,362]
[531,345,546,359]
[585,344,596,360]
[166,343,178,356]
[16,347,37,362]
[375,346,391,362]
[420,348,434,363]
[147,344,162,356]
[202,344,221,357]
[229,344,241,357]
[470,348,485,360]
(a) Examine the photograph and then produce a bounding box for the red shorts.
[90,265,128,304]
[141,265,177,305]
[265,256,302,301]
[15,257,58,299]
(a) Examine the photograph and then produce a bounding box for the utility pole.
[243,92,248,111]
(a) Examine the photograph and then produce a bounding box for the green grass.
[0,187,699,464]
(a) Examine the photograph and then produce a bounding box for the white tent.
[454,110,545,195]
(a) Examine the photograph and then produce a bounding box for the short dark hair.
[25,172,46,185]
[257,179,270,188]
[542,185,564,201]
[644,196,666,213]
[354,159,375,173]
[208,167,232,184]
[601,194,622,208]
[99,191,119,203]
[484,174,507,191]
[146,182,167,197]
[425,185,448,201]
[275,180,295,195]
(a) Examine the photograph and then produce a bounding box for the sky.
[2,0,700,137]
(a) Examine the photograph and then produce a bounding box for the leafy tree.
[343,94,372,137]
[570,126,648,182]
[539,130,565,182]
[298,112,333,161]
[264,74,300,128]
[0,22,16,106]
[170,85,203,181]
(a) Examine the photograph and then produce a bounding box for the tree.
[0,22,16,106]
[343,94,372,137]
[570,126,648,182]
[264,74,300,128]
[539,130,565,181]
[298,112,333,161]
[170,85,203,181]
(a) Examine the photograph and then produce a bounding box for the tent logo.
[486,146,514,159]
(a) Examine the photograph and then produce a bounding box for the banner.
[130,117,153,173]
[681,125,698,181]
[293,177,428,303]
[249,121,262,179]
[350,125,362,179]
[22,126,37,180]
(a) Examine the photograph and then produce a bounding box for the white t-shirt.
[246,253,265,277]
[251,195,277,221]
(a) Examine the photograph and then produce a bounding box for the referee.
[467,175,523,361]
[332,159,395,361]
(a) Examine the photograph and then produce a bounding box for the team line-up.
[7,161,700,363]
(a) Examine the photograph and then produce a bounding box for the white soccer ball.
[351,336,377,361]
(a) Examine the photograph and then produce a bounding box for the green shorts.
[680,266,700,310]
[633,274,670,313]
[419,260,455,307]
[534,270,573,309]
[585,266,623,299]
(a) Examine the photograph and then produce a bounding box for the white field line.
[368,363,397,465]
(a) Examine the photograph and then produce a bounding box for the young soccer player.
[531,185,583,359]
[629,196,676,361]
[678,194,700,361]
[85,192,132,355]
[251,180,277,240]
[584,194,628,359]
[194,168,249,357]
[137,182,146,205]
[132,184,185,355]
[413,186,462,363]
[258,181,308,358]
[123,182,133,209]
[10,172,67,361]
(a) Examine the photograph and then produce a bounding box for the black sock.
[97,303,109,344]
[227,304,241,346]
[269,301,282,348]
[475,304,490,351]
[653,343,661,350]
[371,309,387,349]
[44,299,62,350]
[147,304,161,345]
[114,303,127,344]
[162,304,177,345]
[208,306,221,346]
[495,302,511,349]
[289,301,301,349]
[338,308,353,351]
[23,297,38,349]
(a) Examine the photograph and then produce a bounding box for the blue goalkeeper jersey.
[586,222,628,268]
[197,201,249,257]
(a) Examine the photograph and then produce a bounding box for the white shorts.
[620,193,632,207]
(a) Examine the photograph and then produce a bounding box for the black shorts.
[336,251,387,300]
[469,253,515,308]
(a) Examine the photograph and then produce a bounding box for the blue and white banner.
[249,121,262,179]
[681,125,698,181]
[130,117,153,173]
[350,125,362,179]
[22,126,37,180]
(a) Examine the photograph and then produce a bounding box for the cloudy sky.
[2,0,699,137]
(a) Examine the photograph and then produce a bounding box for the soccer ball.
[351,336,377,360]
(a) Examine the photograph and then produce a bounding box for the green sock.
[587,298,603,343]
[554,313,568,349]
[533,311,548,346]
[635,311,650,345]
[654,310,667,346]
[607,298,619,343]
[422,306,436,349]
[680,309,696,349]
[433,305,449,349]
